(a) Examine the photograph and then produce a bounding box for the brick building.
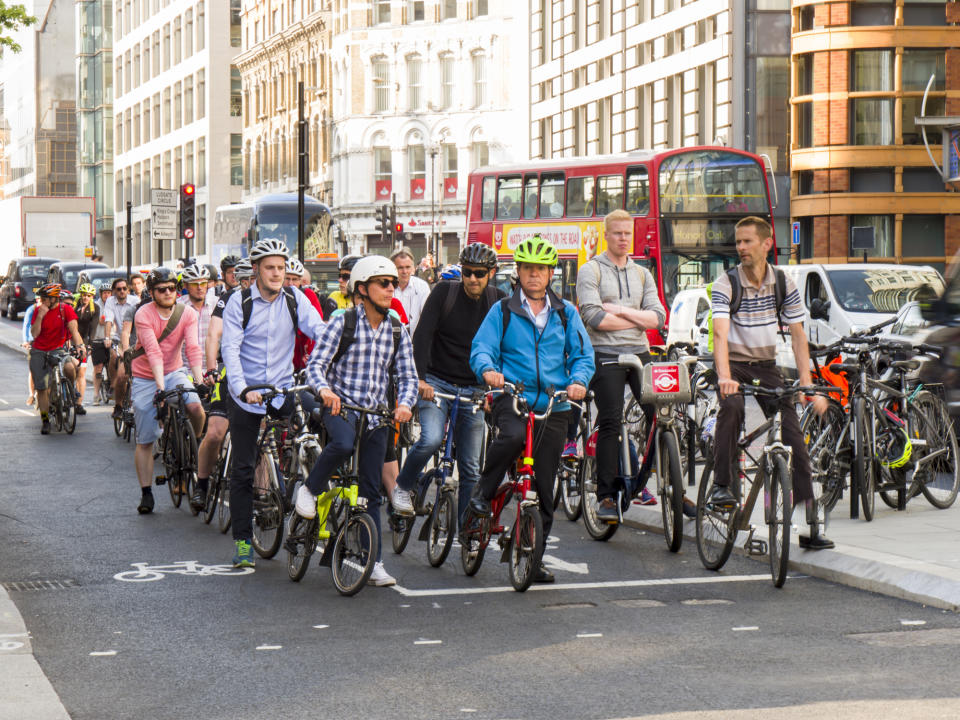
[791,0,960,272]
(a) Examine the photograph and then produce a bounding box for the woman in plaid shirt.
[298,256,418,587]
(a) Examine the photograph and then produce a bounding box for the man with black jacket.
[393,243,504,527]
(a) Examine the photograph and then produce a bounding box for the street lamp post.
[429,145,438,261]
[297,80,307,262]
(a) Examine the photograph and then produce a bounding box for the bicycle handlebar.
[338,402,395,421]
[431,390,486,412]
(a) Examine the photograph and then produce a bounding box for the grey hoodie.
[576,253,666,354]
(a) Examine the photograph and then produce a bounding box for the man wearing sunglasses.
[322,254,361,320]
[393,243,504,528]
[297,255,418,587]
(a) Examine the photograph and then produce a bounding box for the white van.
[666,287,711,355]
[776,263,944,375]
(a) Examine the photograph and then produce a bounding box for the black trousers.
[590,351,653,500]
[475,397,568,539]
[714,363,813,504]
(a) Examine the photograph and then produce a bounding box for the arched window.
[407,140,425,201]
[373,133,392,201]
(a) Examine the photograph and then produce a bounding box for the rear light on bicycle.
[14,286,20,297]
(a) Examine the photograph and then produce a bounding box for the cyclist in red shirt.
[30,284,86,434]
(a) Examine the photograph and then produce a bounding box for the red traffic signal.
[395,222,403,234]
[182,183,195,196]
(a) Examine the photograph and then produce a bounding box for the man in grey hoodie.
[576,209,666,522]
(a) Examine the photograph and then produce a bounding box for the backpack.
[440,280,499,320]
[500,295,567,336]
[240,286,298,332]
[725,266,787,329]
[331,306,402,367]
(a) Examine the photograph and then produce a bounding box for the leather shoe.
[682,496,697,519]
[708,485,737,509]
[534,563,555,583]
[596,497,619,523]
[469,497,492,518]
[799,532,835,550]
[190,487,207,512]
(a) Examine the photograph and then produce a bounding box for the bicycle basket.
[640,362,692,405]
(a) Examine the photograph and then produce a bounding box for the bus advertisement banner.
[493,221,608,265]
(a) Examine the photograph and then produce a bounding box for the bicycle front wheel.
[579,450,618,541]
[217,482,232,533]
[202,475,220,525]
[286,512,318,582]
[331,512,378,596]
[695,463,736,571]
[181,421,199,516]
[60,379,76,434]
[801,401,846,514]
[559,456,582,521]
[252,452,285,558]
[768,454,792,588]
[426,490,455,568]
[459,509,487,576]
[853,398,875,521]
[658,430,684,553]
[508,504,544,593]
[911,391,960,509]
[161,420,183,508]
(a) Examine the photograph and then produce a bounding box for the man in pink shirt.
[129,267,205,515]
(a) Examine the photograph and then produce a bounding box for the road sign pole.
[126,201,132,280]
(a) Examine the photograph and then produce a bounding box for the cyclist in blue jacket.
[468,235,594,582]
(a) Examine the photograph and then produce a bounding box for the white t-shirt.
[395,275,431,334]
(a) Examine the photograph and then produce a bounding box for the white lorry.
[0,196,96,269]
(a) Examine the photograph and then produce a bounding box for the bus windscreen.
[658,150,767,215]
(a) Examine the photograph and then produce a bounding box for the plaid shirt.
[178,293,215,372]
[306,303,418,427]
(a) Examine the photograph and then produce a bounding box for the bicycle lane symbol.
[541,535,590,575]
[113,561,255,582]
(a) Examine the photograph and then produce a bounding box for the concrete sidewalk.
[625,476,960,611]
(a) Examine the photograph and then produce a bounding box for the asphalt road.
[1,334,960,719]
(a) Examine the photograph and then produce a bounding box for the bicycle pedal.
[745,538,768,556]
[155,476,167,485]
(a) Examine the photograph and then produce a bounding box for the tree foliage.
[0,1,37,54]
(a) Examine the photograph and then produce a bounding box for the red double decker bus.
[465,146,777,318]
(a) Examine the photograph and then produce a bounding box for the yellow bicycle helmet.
[514,234,558,267]
[877,425,913,469]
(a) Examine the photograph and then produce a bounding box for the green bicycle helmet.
[513,234,558,267]
[877,425,913,469]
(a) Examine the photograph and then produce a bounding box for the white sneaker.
[369,562,396,587]
[295,485,317,518]
[391,487,414,516]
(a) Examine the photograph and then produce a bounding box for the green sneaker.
[232,539,255,568]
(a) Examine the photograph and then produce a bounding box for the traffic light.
[394,221,403,237]
[390,204,399,244]
[374,204,389,242]
[180,183,196,249]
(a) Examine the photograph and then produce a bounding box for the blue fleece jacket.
[470,288,595,412]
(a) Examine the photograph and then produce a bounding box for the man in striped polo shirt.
[710,216,833,550]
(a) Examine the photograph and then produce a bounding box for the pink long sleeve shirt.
[131,301,202,380]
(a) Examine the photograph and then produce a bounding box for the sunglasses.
[153,285,178,294]
[370,278,399,289]
[339,273,351,281]
[115,286,128,292]
[461,268,489,279]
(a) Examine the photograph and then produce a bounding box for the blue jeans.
[396,374,485,526]
[305,409,389,562]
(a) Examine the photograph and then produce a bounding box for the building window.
[196,204,206,254]
[471,140,488,170]
[376,0,391,24]
[198,70,205,119]
[442,143,458,199]
[471,52,487,108]
[903,168,945,193]
[440,54,454,109]
[407,56,422,111]
[230,67,242,117]
[174,16,181,65]
[904,2,946,26]
[231,134,242,185]
[474,0,488,16]
[408,0,424,21]
[850,215,894,257]
[850,168,895,192]
[143,102,151,142]
[185,142,194,184]
[185,9,193,57]
[797,102,813,148]
[197,2,205,51]
[903,49,945,92]
[372,56,390,113]
[903,95,945,145]
[174,146,183,187]
[163,87,171,133]
[152,30,160,75]
[442,0,456,20]
[852,99,893,145]
[198,137,206,186]
[408,143,425,200]
[153,93,160,137]
[184,76,193,124]
[902,215,945,257]
[374,145,392,200]
[851,2,895,26]
[174,82,182,130]
[796,53,813,96]
[230,0,241,46]
[852,50,893,92]
[162,22,170,70]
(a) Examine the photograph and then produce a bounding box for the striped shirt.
[178,293,216,372]
[305,303,418,428]
[711,264,803,362]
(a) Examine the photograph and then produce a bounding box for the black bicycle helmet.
[220,255,241,272]
[459,242,498,269]
[339,254,362,273]
[204,263,220,281]
[147,267,179,291]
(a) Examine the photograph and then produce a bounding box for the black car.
[47,261,107,293]
[920,271,960,416]
[0,257,60,320]
[76,267,129,296]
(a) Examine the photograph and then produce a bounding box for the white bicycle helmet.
[180,263,211,283]
[249,237,289,262]
[234,258,253,279]
[348,255,399,293]
[286,257,305,276]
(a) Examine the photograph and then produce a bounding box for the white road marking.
[732,626,759,632]
[459,709,477,713]
[89,651,117,656]
[432,602,441,609]
[900,620,927,626]
[576,633,603,638]
[0,398,9,404]
[0,633,29,638]
[413,638,442,645]
[15,408,32,416]
[0,641,24,651]
[256,644,282,650]
[681,598,734,606]
[541,554,589,575]
[399,604,411,608]
[391,573,788,597]
[312,625,329,629]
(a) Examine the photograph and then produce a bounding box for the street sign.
[151,188,178,207]
[851,226,875,251]
[152,226,177,241]
[791,221,800,246]
[152,205,177,227]
[944,126,960,183]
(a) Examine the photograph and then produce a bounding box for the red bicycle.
[459,382,577,592]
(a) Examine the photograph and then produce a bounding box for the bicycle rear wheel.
[113,411,124,437]
[286,512,318,582]
[181,421,199,516]
[217,435,232,532]
[658,430,684,553]
[767,454,792,588]
[559,457,582,521]
[695,463,736,571]
[161,420,183,508]
[50,381,63,432]
[459,509,487,576]
[853,399,876,521]
[912,391,960,509]
[330,512,378,596]
[579,450,618,541]
[801,401,846,514]
[426,490,455,568]
[252,454,285,558]
[508,504,544,592]
[202,476,220,525]
[60,379,76,434]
